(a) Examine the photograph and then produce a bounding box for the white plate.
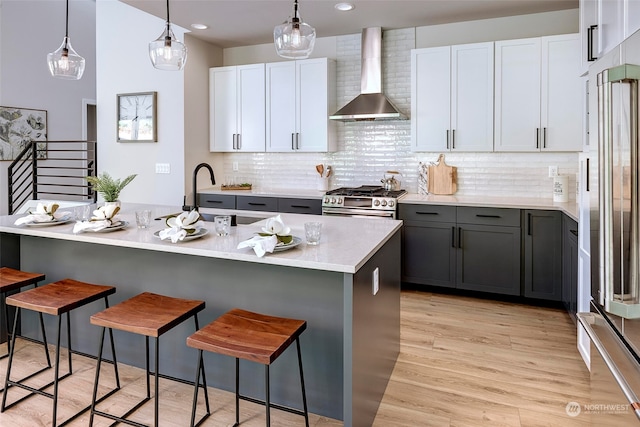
[24,217,73,227]
[153,228,209,242]
[273,236,302,252]
[92,221,128,233]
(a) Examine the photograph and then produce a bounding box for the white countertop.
[400,194,579,222]
[0,203,401,274]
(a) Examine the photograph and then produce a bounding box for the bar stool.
[187,308,309,427]
[1,278,116,427]
[89,291,208,427]
[0,267,49,362]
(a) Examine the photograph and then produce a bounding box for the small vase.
[103,200,121,209]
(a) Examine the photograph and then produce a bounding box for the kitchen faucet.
[187,163,216,211]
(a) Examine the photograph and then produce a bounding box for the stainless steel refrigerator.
[578,33,640,425]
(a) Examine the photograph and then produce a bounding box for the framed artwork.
[0,106,47,161]
[117,91,157,142]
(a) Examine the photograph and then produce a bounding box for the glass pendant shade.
[149,24,187,71]
[47,37,85,80]
[274,1,315,59]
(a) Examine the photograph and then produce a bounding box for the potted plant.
[86,172,137,205]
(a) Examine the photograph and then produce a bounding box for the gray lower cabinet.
[562,215,578,322]
[278,198,322,215]
[197,193,321,215]
[236,195,279,212]
[198,194,236,209]
[456,207,521,295]
[523,210,562,301]
[399,205,456,288]
[399,204,521,296]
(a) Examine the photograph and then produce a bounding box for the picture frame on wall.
[117,91,157,142]
[0,106,47,161]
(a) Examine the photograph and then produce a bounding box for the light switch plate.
[372,267,379,295]
[548,165,558,177]
[155,163,170,174]
[232,162,239,171]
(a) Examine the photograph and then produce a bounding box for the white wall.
[96,0,186,206]
[0,0,96,214]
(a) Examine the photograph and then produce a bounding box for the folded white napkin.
[14,202,71,225]
[237,235,278,257]
[159,210,203,243]
[72,204,121,234]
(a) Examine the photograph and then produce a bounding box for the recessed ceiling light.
[334,2,355,12]
[191,23,208,30]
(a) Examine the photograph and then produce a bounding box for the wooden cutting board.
[428,154,457,195]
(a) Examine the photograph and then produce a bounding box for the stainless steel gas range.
[321,186,406,219]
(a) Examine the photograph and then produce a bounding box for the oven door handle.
[322,207,395,218]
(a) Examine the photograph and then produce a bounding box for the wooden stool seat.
[2,278,116,427]
[187,308,306,365]
[89,291,207,427]
[90,291,205,336]
[187,309,308,427]
[0,267,45,293]
[6,278,115,315]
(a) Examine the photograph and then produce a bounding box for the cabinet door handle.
[205,200,223,204]
[237,133,242,150]
[528,213,532,236]
[452,226,456,248]
[536,128,540,149]
[586,157,590,192]
[587,25,598,62]
[570,229,578,237]
[543,127,547,149]
[475,214,501,219]
[446,130,450,150]
[248,202,266,206]
[290,205,310,209]
[296,133,300,150]
[292,133,295,150]
[452,129,456,149]
[232,134,237,150]
[458,227,462,249]
[416,211,439,215]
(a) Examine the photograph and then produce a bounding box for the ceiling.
[121,0,578,49]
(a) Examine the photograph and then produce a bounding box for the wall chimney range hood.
[330,27,407,122]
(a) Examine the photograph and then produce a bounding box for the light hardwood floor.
[0,289,591,426]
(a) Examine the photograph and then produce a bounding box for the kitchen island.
[0,203,402,427]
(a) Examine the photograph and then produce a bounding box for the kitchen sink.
[156,212,264,226]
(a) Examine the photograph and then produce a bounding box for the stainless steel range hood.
[330,27,407,122]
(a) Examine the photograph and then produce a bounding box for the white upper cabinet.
[579,0,599,73]
[495,34,582,152]
[411,42,494,152]
[209,64,265,152]
[266,58,336,152]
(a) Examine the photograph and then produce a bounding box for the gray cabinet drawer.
[198,194,235,209]
[237,196,278,212]
[278,198,321,215]
[456,207,520,226]
[398,204,456,223]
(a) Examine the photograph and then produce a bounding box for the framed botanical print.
[117,92,157,142]
[0,106,47,160]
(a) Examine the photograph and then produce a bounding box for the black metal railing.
[8,140,97,214]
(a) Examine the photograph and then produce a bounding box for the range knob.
[389,200,395,207]
[381,200,388,207]
[373,199,381,206]
[331,197,337,204]
[337,197,343,205]
[323,197,330,204]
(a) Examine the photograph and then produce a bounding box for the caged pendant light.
[149,0,187,71]
[47,0,85,80]
[274,0,316,59]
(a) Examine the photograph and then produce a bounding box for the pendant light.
[47,0,85,80]
[274,0,316,59]
[149,0,187,71]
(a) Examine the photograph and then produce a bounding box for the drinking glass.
[75,204,92,221]
[214,215,231,236]
[304,222,322,245]
[135,210,152,229]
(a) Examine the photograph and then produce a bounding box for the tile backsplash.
[223,28,579,201]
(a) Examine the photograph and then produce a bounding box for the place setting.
[237,215,304,257]
[14,202,73,227]
[72,204,128,233]
[155,210,209,243]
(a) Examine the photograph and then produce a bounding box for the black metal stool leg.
[296,338,309,427]
[1,308,20,412]
[235,358,240,427]
[89,326,106,427]
[265,364,271,427]
[52,315,63,427]
[38,311,51,367]
[190,349,203,427]
[154,337,159,427]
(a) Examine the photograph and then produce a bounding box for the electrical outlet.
[232,161,239,171]
[372,267,379,295]
[548,165,558,178]
[155,163,170,174]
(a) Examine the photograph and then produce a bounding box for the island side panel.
[345,230,401,427]
[0,233,21,343]
[18,235,346,420]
